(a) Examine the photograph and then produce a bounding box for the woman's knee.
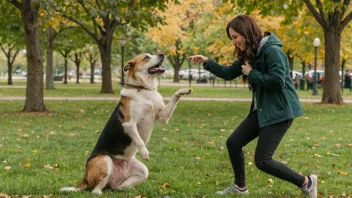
[254,155,269,171]
[226,136,242,150]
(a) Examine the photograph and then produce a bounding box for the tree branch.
[8,0,21,9]
[77,0,102,36]
[10,49,20,65]
[303,0,327,28]
[341,10,352,29]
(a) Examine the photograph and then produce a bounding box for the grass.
[1,79,352,100]
[0,82,352,197]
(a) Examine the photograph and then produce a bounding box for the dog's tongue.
[149,66,165,73]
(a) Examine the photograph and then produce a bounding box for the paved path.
[0,96,351,103]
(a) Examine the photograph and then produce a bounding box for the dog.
[60,53,192,194]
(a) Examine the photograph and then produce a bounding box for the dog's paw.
[140,147,149,160]
[176,88,192,96]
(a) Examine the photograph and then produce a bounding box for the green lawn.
[1,81,352,197]
[0,96,352,197]
[1,79,352,100]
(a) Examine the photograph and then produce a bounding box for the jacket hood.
[256,32,283,56]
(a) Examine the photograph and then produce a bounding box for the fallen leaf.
[42,194,53,198]
[327,153,339,157]
[0,194,9,198]
[24,164,31,168]
[313,144,319,147]
[134,195,141,198]
[95,130,100,134]
[16,149,21,153]
[32,150,38,153]
[207,141,215,146]
[161,182,170,189]
[43,164,54,169]
[313,154,322,158]
[162,137,168,141]
[5,166,12,170]
[195,156,201,160]
[219,146,224,150]
[49,131,56,135]
[334,144,340,148]
[219,129,226,132]
[175,128,180,132]
[267,178,274,184]
[68,133,76,137]
[338,170,348,175]
[248,162,253,166]
[346,143,352,147]
[196,182,201,185]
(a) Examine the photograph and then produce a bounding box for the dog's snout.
[158,53,164,58]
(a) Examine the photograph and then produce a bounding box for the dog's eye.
[143,55,150,60]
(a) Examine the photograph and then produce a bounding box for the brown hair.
[226,15,263,62]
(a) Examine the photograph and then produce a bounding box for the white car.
[179,69,214,81]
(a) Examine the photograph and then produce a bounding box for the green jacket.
[203,32,303,128]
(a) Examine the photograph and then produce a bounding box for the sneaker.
[216,183,249,195]
[300,174,318,198]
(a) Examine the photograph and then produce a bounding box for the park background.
[1,0,352,197]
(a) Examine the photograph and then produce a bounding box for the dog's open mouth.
[148,61,165,74]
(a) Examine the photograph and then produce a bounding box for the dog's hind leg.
[86,156,113,195]
[116,158,148,190]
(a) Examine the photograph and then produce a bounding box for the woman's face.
[229,28,246,51]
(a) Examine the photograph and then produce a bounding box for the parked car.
[179,69,215,82]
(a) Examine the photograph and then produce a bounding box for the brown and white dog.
[60,53,192,194]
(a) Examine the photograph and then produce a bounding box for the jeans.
[226,110,305,188]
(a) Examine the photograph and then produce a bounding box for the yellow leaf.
[267,178,274,184]
[313,154,322,158]
[338,170,348,175]
[44,164,53,169]
[24,164,31,168]
[161,182,170,189]
[219,129,226,132]
[346,143,352,147]
[32,150,38,153]
[207,141,215,146]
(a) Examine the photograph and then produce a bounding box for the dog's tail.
[60,179,88,192]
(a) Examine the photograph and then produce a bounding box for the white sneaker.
[300,174,318,198]
[216,183,249,195]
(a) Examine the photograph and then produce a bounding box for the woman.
[188,15,317,197]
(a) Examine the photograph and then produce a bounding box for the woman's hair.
[226,15,263,62]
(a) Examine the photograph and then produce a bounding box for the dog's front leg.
[158,88,192,124]
[122,122,149,160]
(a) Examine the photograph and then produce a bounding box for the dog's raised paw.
[177,88,192,96]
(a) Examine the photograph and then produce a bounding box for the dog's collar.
[125,84,148,92]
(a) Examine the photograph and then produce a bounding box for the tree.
[148,0,215,82]
[0,1,25,85]
[38,7,76,89]
[231,0,352,104]
[48,0,171,93]
[8,0,47,112]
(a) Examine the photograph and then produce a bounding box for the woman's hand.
[188,55,209,64]
[241,61,252,75]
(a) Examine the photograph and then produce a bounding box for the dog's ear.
[124,60,135,71]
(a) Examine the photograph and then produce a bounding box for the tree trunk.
[7,58,13,85]
[321,28,343,104]
[90,60,96,84]
[63,58,68,84]
[21,1,47,112]
[173,66,181,82]
[98,42,113,93]
[46,27,54,89]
